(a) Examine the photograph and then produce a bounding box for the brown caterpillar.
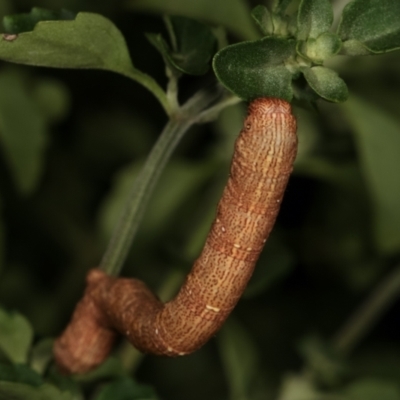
[54,98,298,374]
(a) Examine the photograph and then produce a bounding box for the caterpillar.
[54,97,298,374]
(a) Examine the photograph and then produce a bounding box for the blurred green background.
[1,0,400,399]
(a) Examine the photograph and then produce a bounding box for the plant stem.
[99,117,192,276]
[194,95,240,124]
[165,68,180,114]
[99,88,224,276]
[333,265,400,355]
[119,68,171,116]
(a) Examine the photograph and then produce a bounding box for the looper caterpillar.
[54,98,298,374]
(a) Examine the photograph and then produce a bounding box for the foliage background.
[0,0,400,399]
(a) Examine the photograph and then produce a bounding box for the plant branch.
[118,68,171,116]
[99,117,192,276]
[333,265,400,355]
[165,68,181,114]
[193,95,241,124]
[99,87,224,276]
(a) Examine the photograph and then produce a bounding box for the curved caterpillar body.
[54,98,298,374]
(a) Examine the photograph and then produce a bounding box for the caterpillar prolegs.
[54,98,298,374]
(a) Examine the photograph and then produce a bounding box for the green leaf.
[0,71,47,194]
[251,5,274,36]
[0,381,76,400]
[127,0,258,40]
[0,307,33,364]
[29,339,54,375]
[213,37,296,101]
[0,362,82,399]
[95,377,159,400]
[0,13,131,71]
[338,0,400,54]
[339,40,371,56]
[46,369,83,400]
[344,379,400,400]
[0,364,42,386]
[276,374,344,400]
[0,13,169,114]
[272,0,294,15]
[252,4,293,38]
[342,96,400,253]
[74,357,126,383]
[3,7,75,34]
[303,66,348,102]
[147,16,216,75]
[297,32,342,63]
[217,318,259,400]
[145,33,172,66]
[297,0,333,40]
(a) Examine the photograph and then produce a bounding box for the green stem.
[194,95,240,124]
[333,265,400,355]
[119,68,171,116]
[165,68,180,113]
[99,87,223,276]
[99,117,192,276]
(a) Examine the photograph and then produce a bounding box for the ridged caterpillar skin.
[54,98,298,374]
